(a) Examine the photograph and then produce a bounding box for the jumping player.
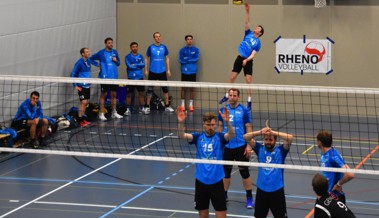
[219,3,264,111]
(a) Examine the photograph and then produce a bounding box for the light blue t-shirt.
[218,104,252,149]
[238,29,261,58]
[146,44,169,74]
[320,147,345,196]
[91,48,120,79]
[125,52,145,80]
[190,132,227,185]
[253,142,289,192]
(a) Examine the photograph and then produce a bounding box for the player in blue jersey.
[219,3,264,111]
[312,173,356,218]
[217,88,254,208]
[316,130,354,204]
[91,37,123,121]
[145,32,174,114]
[179,34,200,112]
[177,107,235,218]
[244,127,293,218]
[11,91,49,149]
[70,47,99,127]
[124,42,149,115]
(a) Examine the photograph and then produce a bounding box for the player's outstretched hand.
[219,106,230,123]
[176,106,187,122]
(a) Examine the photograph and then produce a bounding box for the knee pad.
[162,86,168,93]
[239,167,250,179]
[146,87,153,97]
[224,166,232,178]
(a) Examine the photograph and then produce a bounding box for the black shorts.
[232,55,253,76]
[78,87,90,101]
[11,119,44,130]
[195,179,227,212]
[254,187,288,218]
[127,79,145,93]
[223,145,249,169]
[148,71,167,81]
[181,73,197,82]
[101,84,119,93]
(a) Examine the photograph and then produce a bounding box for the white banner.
[275,38,332,74]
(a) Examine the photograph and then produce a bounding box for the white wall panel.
[0,0,116,76]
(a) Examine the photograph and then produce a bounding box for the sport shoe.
[142,107,150,115]
[219,96,228,104]
[246,197,254,209]
[246,101,252,111]
[99,113,107,121]
[189,105,194,112]
[124,108,131,116]
[165,106,175,113]
[31,139,39,149]
[112,112,123,119]
[180,105,186,111]
[80,120,90,127]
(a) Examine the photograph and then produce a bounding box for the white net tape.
[315,0,327,8]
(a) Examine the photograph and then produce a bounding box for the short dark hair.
[30,91,40,98]
[312,173,329,196]
[80,47,88,55]
[104,37,113,44]
[258,25,264,37]
[185,35,193,40]
[228,88,240,96]
[317,130,333,147]
[203,112,217,123]
[130,42,138,47]
[153,32,160,38]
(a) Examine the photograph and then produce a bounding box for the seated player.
[11,91,48,148]
[312,173,356,218]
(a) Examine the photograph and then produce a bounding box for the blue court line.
[99,186,155,218]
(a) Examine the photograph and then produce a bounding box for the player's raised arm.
[219,107,235,141]
[244,2,250,31]
[177,107,193,141]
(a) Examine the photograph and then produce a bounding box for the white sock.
[189,99,193,106]
[181,99,185,106]
[112,109,117,114]
[225,92,228,97]
[248,96,251,102]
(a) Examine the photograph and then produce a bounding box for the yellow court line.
[302,145,315,155]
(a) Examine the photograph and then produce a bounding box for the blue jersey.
[218,104,252,149]
[320,148,345,195]
[70,58,98,88]
[91,48,120,79]
[253,142,289,192]
[190,132,227,185]
[238,29,261,58]
[125,52,145,80]
[179,45,200,75]
[146,44,169,73]
[14,99,43,121]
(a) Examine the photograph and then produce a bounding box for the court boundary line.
[33,201,254,218]
[305,144,379,218]
[0,134,172,218]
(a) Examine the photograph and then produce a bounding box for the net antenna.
[315,0,327,8]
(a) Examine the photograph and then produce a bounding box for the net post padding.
[315,0,326,8]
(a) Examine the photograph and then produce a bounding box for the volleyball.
[233,0,243,5]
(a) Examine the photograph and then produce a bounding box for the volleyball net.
[0,75,378,175]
